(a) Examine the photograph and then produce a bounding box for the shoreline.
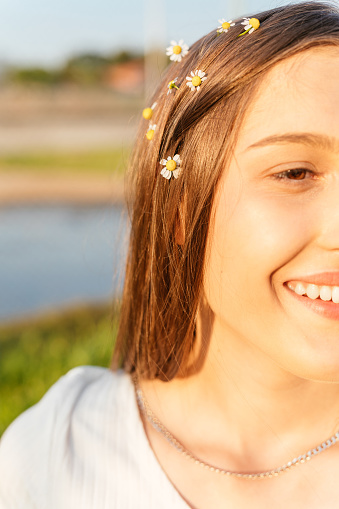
[0,172,126,206]
[0,299,115,330]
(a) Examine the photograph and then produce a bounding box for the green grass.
[0,147,131,175]
[0,302,119,435]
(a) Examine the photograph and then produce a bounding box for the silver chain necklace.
[134,377,339,480]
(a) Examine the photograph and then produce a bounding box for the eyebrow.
[246,133,339,153]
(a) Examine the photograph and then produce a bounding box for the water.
[0,205,129,322]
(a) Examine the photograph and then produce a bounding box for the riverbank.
[0,301,117,435]
[0,171,126,205]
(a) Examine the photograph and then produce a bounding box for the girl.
[2,2,339,507]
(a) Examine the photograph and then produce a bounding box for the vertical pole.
[143,0,167,102]
[229,0,247,19]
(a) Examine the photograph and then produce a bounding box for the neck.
[143,307,339,473]
[178,316,339,470]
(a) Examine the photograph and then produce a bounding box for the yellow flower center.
[191,76,202,87]
[249,18,260,30]
[222,21,230,30]
[168,80,176,89]
[146,129,154,141]
[142,107,153,120]
[166,160,177,172]
[172,45,182,55]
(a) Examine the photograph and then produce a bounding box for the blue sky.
[0,0,290,67]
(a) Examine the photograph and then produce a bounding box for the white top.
[0,366,190,509]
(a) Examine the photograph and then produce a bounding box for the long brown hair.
[112,2,339,380]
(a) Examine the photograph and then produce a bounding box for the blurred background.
[0,0,299,433]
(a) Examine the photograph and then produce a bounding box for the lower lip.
[285,284,339,321]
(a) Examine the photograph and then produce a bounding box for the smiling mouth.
[287,281,339,304]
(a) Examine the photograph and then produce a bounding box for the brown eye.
[286,169,307,180]
[274,168,314,182]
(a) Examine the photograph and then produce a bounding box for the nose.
[315,178,339,252]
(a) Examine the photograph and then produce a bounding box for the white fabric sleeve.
[0,366,102,509]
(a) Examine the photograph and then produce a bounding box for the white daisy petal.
[186,76,192,81]
[170,40,177,46]
[173,154,180,162]
[178,39,184,46]
[161,168,170,179]
[160,159,167,165]
[151,102,157,109]
[197,86,200,91]
[173,169,181,179]
[249,27,254,33]
[201,77,207,81]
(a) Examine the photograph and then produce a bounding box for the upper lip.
[286,272,339,286]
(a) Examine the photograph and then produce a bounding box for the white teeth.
[332,287,339,304]
[295,283,306,295]
[306,284,320,300]
[288,282,339,303]
[320,286,332,301]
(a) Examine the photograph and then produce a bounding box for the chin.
[285,355,339,383]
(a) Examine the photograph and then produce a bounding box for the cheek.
[204,188,313,314]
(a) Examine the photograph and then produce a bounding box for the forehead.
[236,47,339,151]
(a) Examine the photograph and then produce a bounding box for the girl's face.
[204,48,339,382]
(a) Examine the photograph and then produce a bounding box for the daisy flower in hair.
[146,124,156,141]
[216,19,235,34]
[142,102,157,120]
[167,78,179,94]
[160,154,181,180]
[239,17,260,36]
[166,40,189,62]
[186,70,207,92]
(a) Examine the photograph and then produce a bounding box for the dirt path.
[0,172,126,205]
[0,121,136,154]
[0,87,140,205]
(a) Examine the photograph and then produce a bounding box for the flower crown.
[142,16,261,180]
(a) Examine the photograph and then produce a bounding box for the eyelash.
[273,168,315,181]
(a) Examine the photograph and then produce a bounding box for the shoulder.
[0,366,133,509]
